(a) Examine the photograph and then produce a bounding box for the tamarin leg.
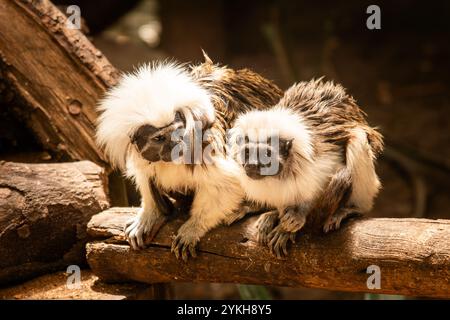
[323,206,361,233]
[125,173,166,249]
[223,201,270,226]
[317,166,353,233]
[171,183,243,262]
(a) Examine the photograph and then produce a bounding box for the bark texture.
[87,208,450,298]
[0,0,120,164]
[0,161,109,284]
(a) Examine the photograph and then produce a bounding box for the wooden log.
[0,0,120,165]
[0,1,170,297]
[0,161,109,285]
[87,208,450,298]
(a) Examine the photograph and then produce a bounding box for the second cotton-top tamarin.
[230,79,383,257]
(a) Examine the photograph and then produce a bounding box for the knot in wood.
[68,99,82,115]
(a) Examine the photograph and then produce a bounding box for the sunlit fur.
[96,62,244,249]
[230,81,382,216]
[97,62,215,169]
[97,55,285,253]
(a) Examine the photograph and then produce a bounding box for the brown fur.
[155,56,283,214]
[279,78,383,165]
[278,79,383,229]
[190,56,283,155]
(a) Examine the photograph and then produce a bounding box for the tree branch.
[87,208,450,298]
[0,0,119,164]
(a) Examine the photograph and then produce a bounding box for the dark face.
[130,111,185,163]
[239,136,293,180]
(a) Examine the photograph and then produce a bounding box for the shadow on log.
[0,161,109,285]
[87,208,450,298]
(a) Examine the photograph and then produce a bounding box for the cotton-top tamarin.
[229,79,383,257]
[96,54,282,261]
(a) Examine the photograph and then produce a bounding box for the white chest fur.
[151,162,196,192]
[241,152,342,209]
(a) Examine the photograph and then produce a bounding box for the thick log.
[87,208,450,298]
[0,0,119,164]
[0,161,109,285]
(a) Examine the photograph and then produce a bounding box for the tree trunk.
[87,208,450,298]
[0,1,171,297]
[0,0,119,164]
[0,161,109,285]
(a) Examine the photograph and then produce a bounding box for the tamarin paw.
[124,209,166,250]
[255,210,279,245]
[267,225,296,259]
[171,233,198,262]
[280,206,308,233]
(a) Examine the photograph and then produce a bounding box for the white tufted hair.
[96,62,215,169]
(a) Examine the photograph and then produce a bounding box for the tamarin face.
[96,62,216,169]
[130,111,186,163]
[237,135,294,179]
[231,107,313,182]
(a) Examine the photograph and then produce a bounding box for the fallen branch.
[0,161,109,285]
[87,208,450,298]
[0,0,119,164]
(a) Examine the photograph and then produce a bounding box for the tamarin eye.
[153,135,166,142]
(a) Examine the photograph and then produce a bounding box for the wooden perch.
[0,0,119,165]
[0,161,109,285]
[87,208,450,298]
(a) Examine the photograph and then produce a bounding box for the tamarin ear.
[280,138,294,157]
[201,49,213,64]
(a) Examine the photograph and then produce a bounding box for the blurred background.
[1,0,449,299]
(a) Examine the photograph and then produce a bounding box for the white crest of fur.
[96,62,215,169]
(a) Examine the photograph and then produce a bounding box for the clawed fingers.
[267,226,296,259]
[256,230,267,245]
[255,211,278,245]
[290,232,296,244]
[124,214,167,250]
[171,235,198,262]
[171,235,181,258]
[279,213,306,233]
[124,218,135,234]
[147,215,167,240]
[256,223,271,245]
[323,216,341,233]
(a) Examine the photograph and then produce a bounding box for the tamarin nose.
[244,163,267,180]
